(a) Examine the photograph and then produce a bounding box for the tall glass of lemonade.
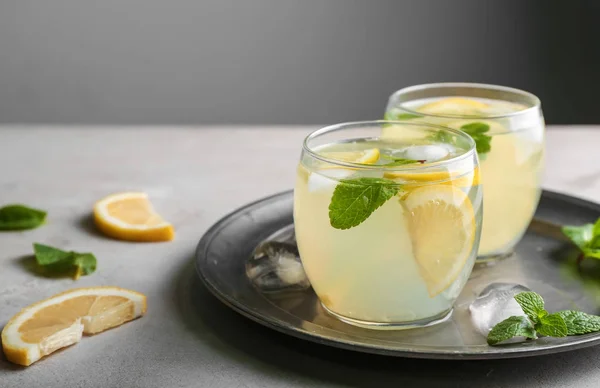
[294,121,483,329]
[385,83,544,260]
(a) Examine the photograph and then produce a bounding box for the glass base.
[476,250,514,264]
[321,303,453,330]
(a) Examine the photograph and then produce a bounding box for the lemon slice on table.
[320,148,380,164]
[94,192,174,242]
[402,185,476,297]
[1,287,147,366]
[417,97,489,116]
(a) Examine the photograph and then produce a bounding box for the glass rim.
[388,82,542,120]
[302,120,477,171]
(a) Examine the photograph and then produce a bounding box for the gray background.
[0,0,598,125]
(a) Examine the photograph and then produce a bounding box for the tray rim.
[195,189,600,360]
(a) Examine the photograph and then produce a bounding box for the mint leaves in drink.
[384,112,423,121]
[329,178,399,230]
[380,154,425,166]
[486,291,600,346]
[460,122,492,155]
[0,204,47,231]
[562,218,600,262]
[33,243,97,280]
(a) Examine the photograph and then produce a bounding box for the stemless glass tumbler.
[385,83,545,260]
[293,121,483,329]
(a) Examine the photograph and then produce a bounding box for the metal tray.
[195,190,600,360]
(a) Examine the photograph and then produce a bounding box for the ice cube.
[400,145,449,162]
[246,241,310,293]
[468,282,531,336]
[307,169,353,193]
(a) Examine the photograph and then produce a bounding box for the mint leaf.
[583,249,600,259]
[561,218,600,262]
[487,316,537,345]
[329,178,399,230]
[72,253,97,280]
[535,313,568,338]
[591,218,600,249]
[33,243,97,279]
[514,291,546,323]
[562,223,594,250]
[557,310,600,335]
[33,243,72,265]
[384,112,423,121]
[460,122,492,155]
[0,205,47,231]
[382,159,424,166]
[380,155,424,166]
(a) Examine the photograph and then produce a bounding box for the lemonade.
[385,83,545,258]
[293,121,483,328]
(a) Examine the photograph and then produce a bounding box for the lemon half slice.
[94,192,174,242]
[320,148,380,164]
[1,287,147,366]
[403,185,476,297]
[417,97,489,116]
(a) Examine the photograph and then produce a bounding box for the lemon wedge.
[403,185,476,297]
[320,148,380,164]
[93,192,174,242]
[1,287,147,366]
[417,97,489,116]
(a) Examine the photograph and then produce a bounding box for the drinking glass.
[385,83,544,260]
[293,121,483,329]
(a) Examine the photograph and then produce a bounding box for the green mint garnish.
[0,204,47,231]
[562,218,600,262]
[514,291,546,323]
[380,155,425,166]
[384,112,423,121]
[535,313,568,338]
[328,178,399,230]
[460,122,492,155]
[33,243,97,280]
[486,291,600,346]
[557,310,600,335]
[487,316,537,345]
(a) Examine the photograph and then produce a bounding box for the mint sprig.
[33,243,97,280]
[384,111,423,121]
[487,291,597,346]
[328,178,399,230]
[562,218,600,262]
[0,204,47,231]
[460,122,492,155]
[380,155,425,166]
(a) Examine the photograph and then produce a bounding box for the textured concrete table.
[0,126,599,388]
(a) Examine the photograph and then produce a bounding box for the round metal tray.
[195,190,600,359]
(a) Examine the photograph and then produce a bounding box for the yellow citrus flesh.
[384,166,480,188]
[93,192,174,242]
[320,148,380,164]
[1,287,147,366]
[416,97,489,116]
[402,185,475,297]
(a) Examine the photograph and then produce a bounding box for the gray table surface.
[1,125,599,388]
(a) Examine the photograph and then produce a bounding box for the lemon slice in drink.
[1,287,147,366]
[320,148,380,164]
[417,97,489,116]
[403,185,475,297]
[384,167,480,187]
